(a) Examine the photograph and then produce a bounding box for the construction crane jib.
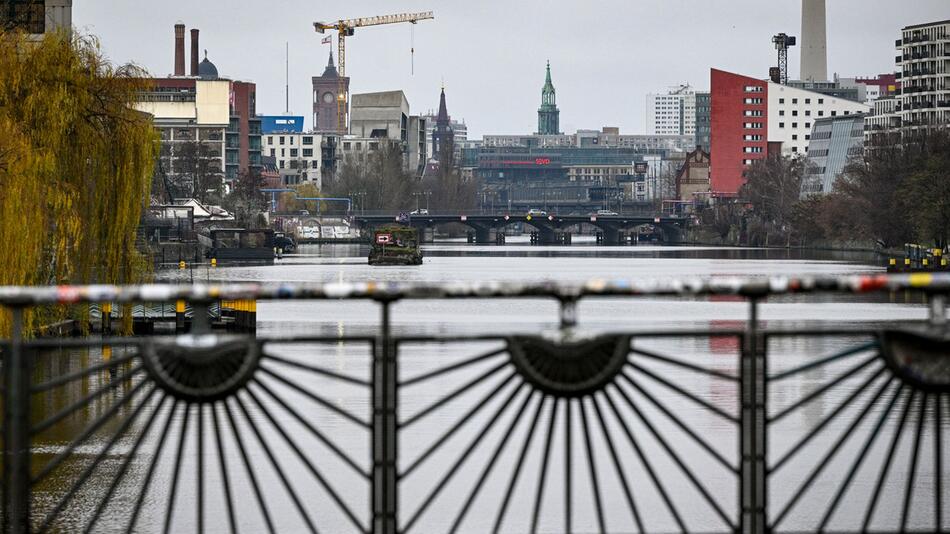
[314,11,434,134]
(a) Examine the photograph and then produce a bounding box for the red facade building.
[709,69,769,196]
[855,74,898,98]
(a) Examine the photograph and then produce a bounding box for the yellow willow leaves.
[0,30,158,335]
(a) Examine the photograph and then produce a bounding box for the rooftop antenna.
[285,41,289,113]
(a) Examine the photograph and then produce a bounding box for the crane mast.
[314,11,434,134]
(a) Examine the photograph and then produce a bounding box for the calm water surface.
[29,241,948,533]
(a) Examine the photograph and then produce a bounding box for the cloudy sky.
[75,1,946,137]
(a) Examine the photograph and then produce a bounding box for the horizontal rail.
[0,273,946,305]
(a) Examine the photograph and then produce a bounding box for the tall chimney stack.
[190,29,200,76]
[800,0,828,82]
[174,23,185,76]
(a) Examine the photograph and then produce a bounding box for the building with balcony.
[137,25,262,195]
[895,20,950,132]
[136,78,229,196]
[801,113,866,196]
[864,97,902,148]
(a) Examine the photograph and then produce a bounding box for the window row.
[778,122,812,129]
[778,97,825,105]
[266,136,316,146]
[268,148,315,158]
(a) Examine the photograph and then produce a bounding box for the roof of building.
[436,87,450,125]
[198,50,218,79]
[903,19,950,31]
[322,51,339,78]
[542,60,555,94]
[351,90,409,108]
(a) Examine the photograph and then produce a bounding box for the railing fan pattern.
[0,275,948,533]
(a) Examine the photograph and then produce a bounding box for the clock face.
[323,92,334,104]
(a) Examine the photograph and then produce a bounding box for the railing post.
[3,306,30,534]
[740,298,767,534]
[373,301,398,534]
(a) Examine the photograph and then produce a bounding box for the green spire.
[542,60,555,97]
[538,60,560,135]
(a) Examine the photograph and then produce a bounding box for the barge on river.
[368,225,423,266]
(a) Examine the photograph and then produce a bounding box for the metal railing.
[1,274,949,533]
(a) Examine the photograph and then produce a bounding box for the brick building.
[709,69,769,196]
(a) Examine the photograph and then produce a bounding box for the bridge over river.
[353,212,690,244]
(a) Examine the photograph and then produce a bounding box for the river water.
[27,240,949,533]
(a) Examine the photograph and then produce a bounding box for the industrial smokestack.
[800,0,828,82]
[190,29,200,76]
[174,23,185,76]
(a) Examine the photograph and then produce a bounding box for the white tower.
[800,0,827,82]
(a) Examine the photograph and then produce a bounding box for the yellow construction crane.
[314,11,434,134]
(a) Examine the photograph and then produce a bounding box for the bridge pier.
[601,227,622,246]
[474,226,495,244]
[531,227,558,245]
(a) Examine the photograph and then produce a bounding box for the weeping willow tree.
[0,30,158,334]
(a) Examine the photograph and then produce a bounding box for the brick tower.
[312,51,349,133]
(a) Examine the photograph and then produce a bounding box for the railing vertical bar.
[197,403,205,534]
[937,394,944,533]
[740,298,766,534]
[564,398,573,534]
[373,300,398,534]
[3,306,28,534]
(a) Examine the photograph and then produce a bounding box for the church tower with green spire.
[537,60,560,135]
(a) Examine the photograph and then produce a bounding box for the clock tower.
[312,51,349,133]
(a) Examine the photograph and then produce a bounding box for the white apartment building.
[262,132,331,189]
[864,97,901,147]
[767,82,870,155]
[646,85,697,136]
[896,20,950,131]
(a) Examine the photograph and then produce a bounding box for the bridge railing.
[1,274,948,533]
[352,209,677,219]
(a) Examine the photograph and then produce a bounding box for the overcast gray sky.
[74,1,947,138]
